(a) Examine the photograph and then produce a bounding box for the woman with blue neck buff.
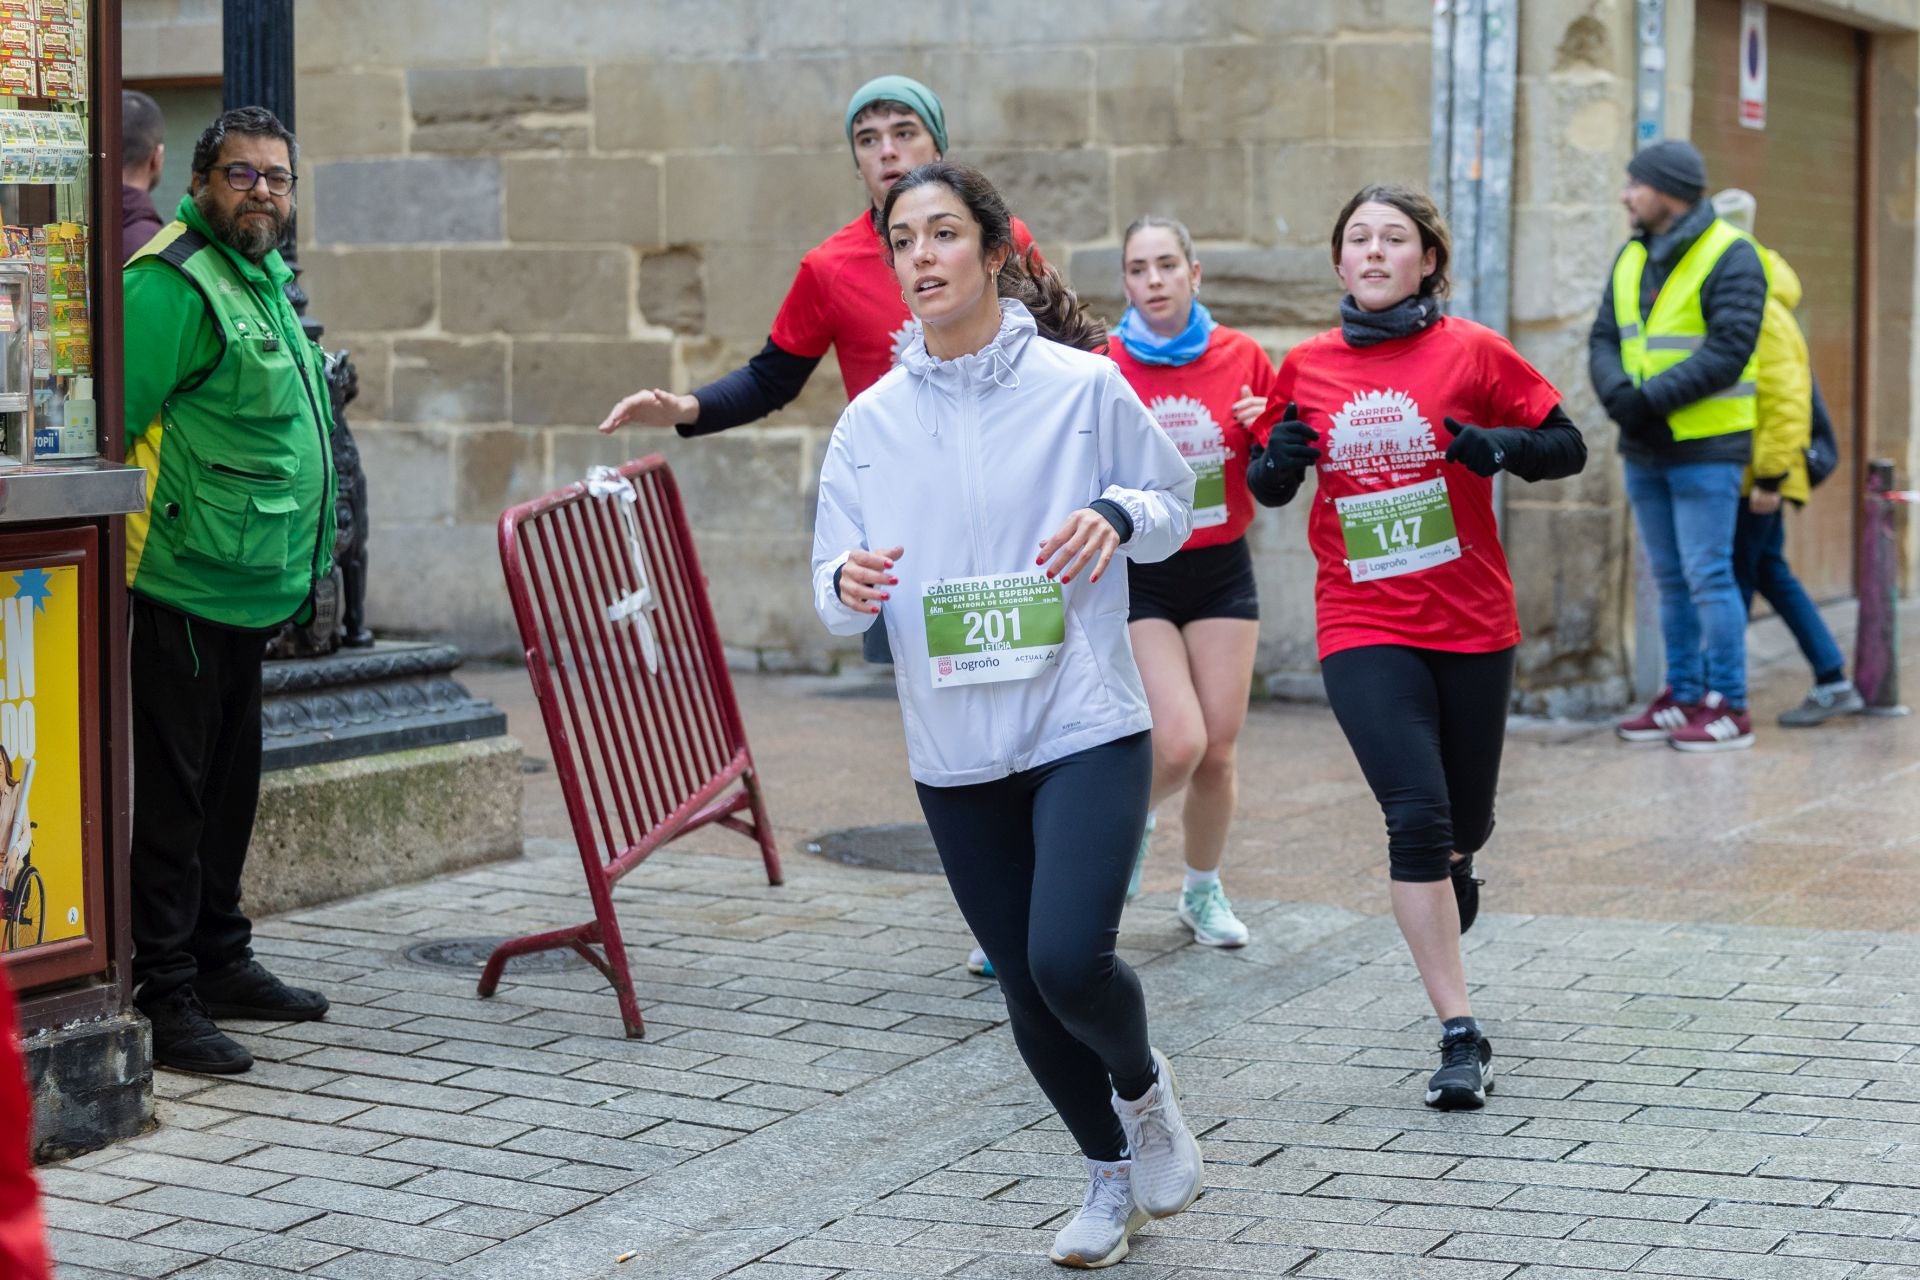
[1108,216,1277,949]
[813,164,1204,1269]
[1246,185,1586,1110]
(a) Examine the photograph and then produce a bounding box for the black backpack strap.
[148,227,228,395]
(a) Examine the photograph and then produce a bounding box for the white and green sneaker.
[1178,881,1250,948]
[1126,811,1155,903]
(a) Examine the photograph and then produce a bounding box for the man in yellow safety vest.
[1590,139,1768,753]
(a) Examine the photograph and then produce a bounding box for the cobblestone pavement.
[39,600,1920,1276]
[42,839,1920,1279]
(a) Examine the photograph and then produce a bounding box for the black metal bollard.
[1855,459,1910,715]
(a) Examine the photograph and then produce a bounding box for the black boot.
[141,987,253,1075]
[193,958,330,1022]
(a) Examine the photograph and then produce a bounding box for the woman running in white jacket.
[812,162,1203,1270]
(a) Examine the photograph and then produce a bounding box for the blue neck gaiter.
[1116,300,1216,366]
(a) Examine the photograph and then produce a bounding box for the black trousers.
[1321,645,1515,883]
[915,731,1155,1162]
[129,596,268,1003]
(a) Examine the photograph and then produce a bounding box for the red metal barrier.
[482,455,782,1037]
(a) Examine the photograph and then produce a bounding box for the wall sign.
[1739,1,1768,130]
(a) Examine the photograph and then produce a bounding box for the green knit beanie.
[843,75,947,155]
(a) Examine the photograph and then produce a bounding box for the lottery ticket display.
[0,1,94,464]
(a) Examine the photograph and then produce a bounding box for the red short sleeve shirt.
[770,211,1038,401]
[1109,326,1278,550]
[1267,316,1563,660]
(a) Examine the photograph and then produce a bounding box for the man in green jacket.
[123,106,336,1074]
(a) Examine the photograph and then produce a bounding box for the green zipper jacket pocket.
[232,333,308,423]
[179,459,300,572]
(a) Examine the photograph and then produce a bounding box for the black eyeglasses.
[209,163,297,196]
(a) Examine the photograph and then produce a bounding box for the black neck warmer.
[1340,292,1441,347]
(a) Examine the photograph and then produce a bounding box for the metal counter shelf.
[0,456,145,523]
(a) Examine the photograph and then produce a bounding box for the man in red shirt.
[597,75,1033,435]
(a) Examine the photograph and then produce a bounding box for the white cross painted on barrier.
[584,466,662,675]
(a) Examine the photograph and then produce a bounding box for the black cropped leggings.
[1321,645,1515,882]
[915,731,1156,1163]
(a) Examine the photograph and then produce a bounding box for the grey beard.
[194,186,290,263]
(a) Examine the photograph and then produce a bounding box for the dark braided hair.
[882,162,1105,352]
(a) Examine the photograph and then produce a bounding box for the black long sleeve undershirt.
[1499,404,1587,482]
[676,337,823,438]
[1246,402,1587,508]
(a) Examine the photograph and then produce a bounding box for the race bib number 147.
[923,573,1066,687]
[1335,476,1461,582]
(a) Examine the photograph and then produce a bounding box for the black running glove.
[1442,417,1529,478]
[1246,403,1321,508]
[1263,404,1322,471]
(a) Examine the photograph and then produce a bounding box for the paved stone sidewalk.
[41,839,1920,1279]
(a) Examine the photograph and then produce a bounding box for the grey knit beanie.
[1627,140,1708,203]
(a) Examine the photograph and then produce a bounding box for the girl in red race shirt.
[1247,185,1586,1110]
[1109,216,1276,948]
[0,965,51,1280]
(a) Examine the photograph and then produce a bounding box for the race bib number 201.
[1335,476,1461,582]
[923,573,1066,687]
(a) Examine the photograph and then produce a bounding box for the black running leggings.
[915,731,1156,1163]
[1320,645,1515,882]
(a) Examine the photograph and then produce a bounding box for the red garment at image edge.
[0,966,51,1280]
[1266,315,1561,661]
[1109,325,1279,550]
[770,211,1037,400]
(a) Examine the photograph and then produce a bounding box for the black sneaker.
[1425,1024,1493,1110]
[141,987,253,1075]
[1451,856,1483,934]
[192,958,329,1022]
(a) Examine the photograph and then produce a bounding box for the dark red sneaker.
[1617,688,1694,742]
[1667,692,1755,752]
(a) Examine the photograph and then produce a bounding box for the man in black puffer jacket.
[1590,139,1768,753]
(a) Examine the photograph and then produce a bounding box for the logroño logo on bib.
[1326,388,1441,485]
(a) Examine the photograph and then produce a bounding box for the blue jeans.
[1624,459,1748,706]
[1733,503,1847,685]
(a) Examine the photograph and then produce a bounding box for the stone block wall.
[124,0,1645,705]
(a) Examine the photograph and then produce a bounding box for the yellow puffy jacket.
[1744,248,1812,504]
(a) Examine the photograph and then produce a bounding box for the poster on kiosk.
[0,560,79,956]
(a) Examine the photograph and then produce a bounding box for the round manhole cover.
[805,823,944,874]
[402,937,590,974]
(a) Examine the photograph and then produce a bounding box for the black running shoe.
[193,958,329,1022]
[141,986,254,1075]
[1451,856,1483,934]
[1425,1024,1493,1110]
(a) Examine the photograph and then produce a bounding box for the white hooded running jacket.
[812,300,1196,788]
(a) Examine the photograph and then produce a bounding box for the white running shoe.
[965,946,994,978]
[1048,1157,1147,1268]
[1178,881,1250,948]
[1111,1047,1203,1218]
